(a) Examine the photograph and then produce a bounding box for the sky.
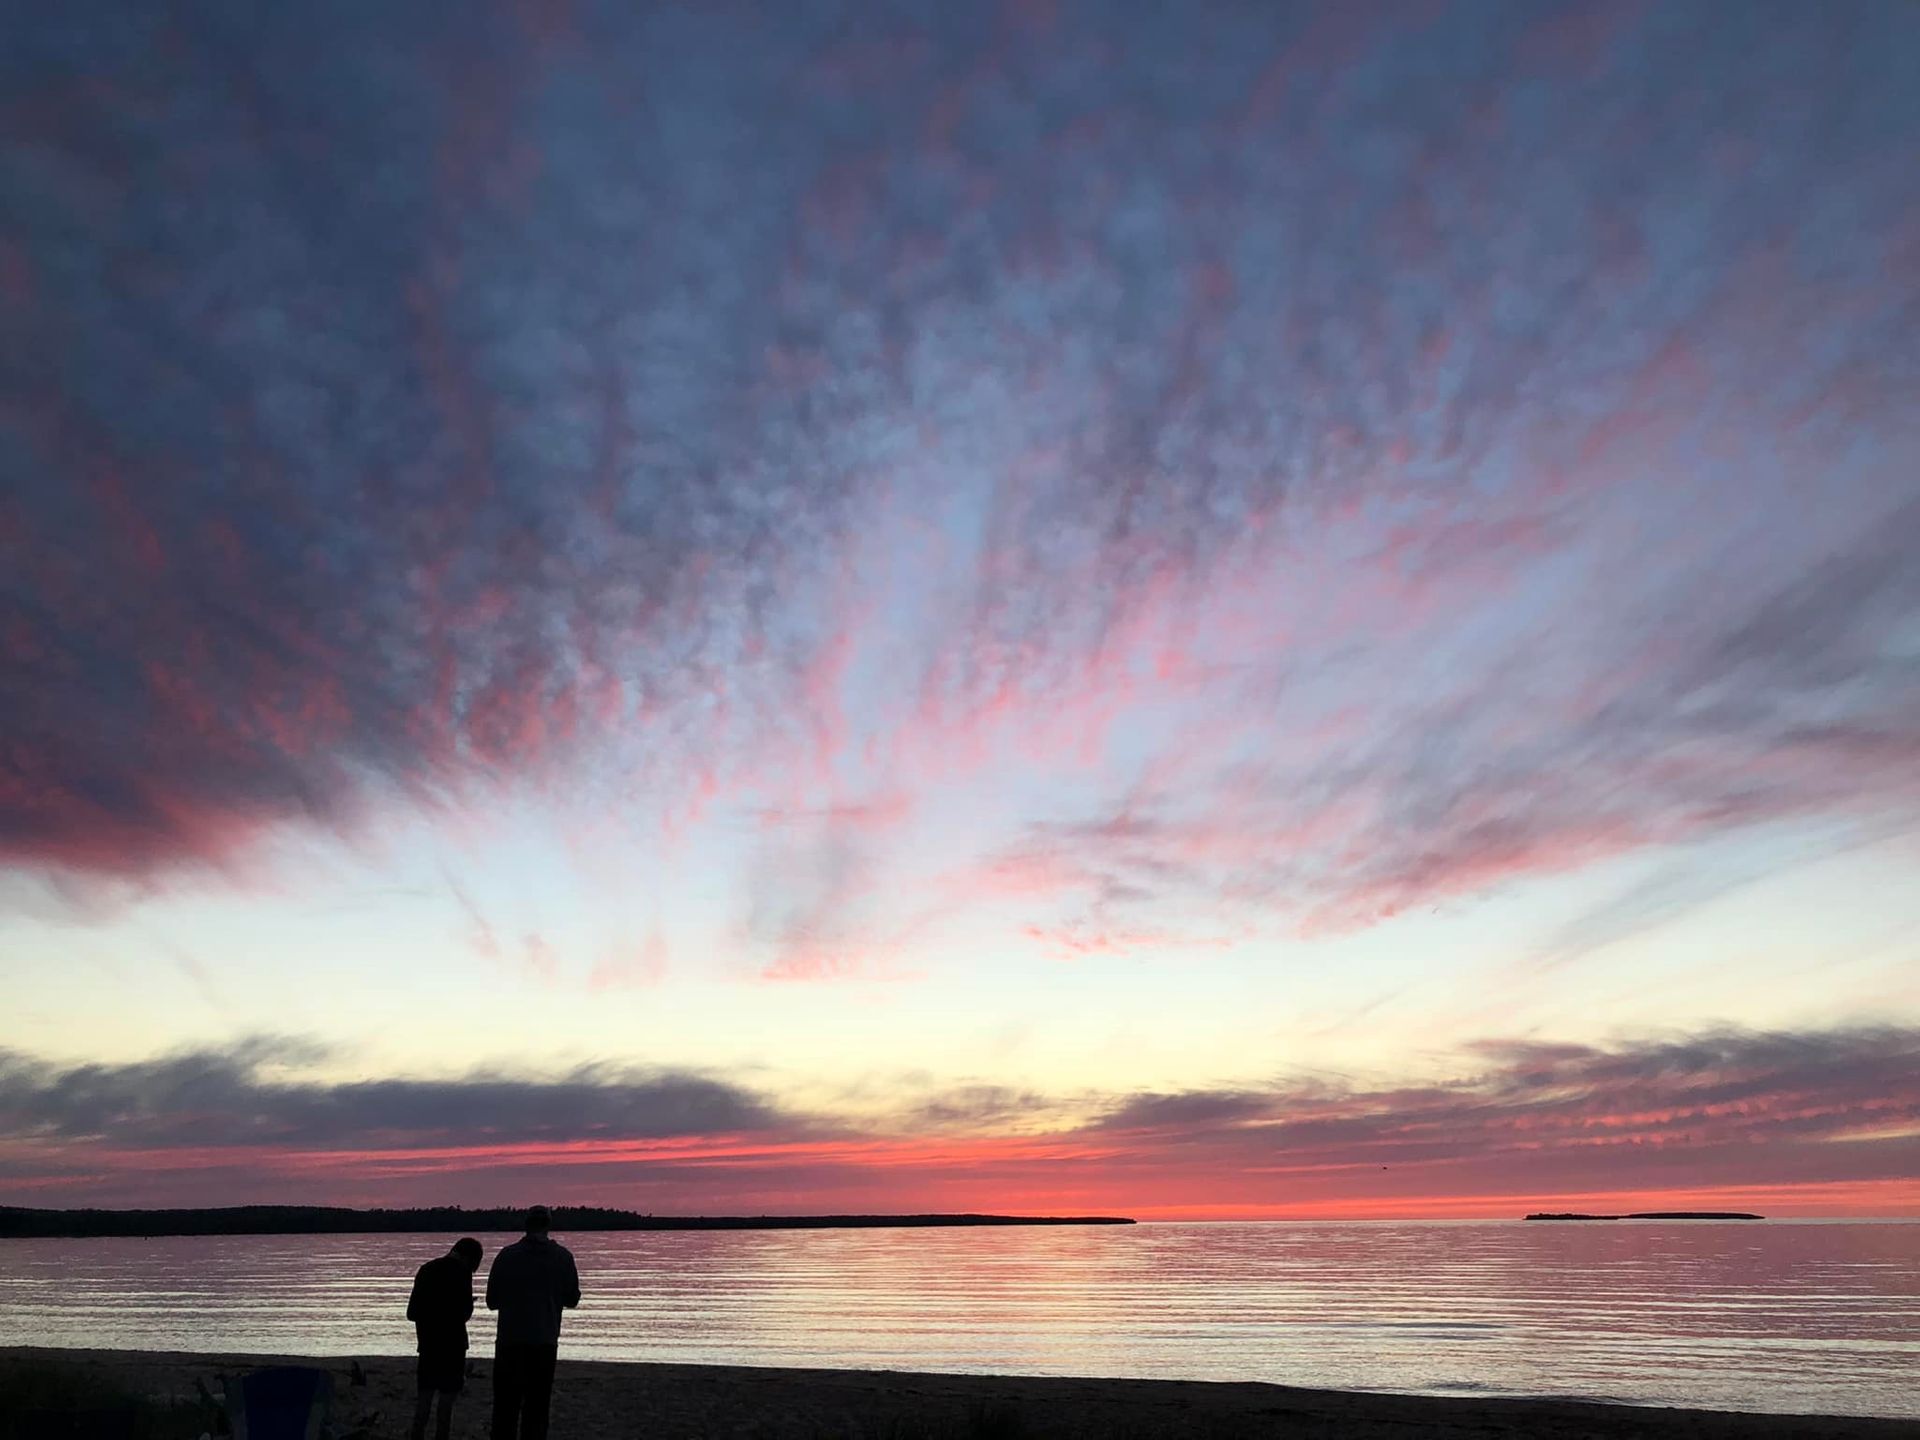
[2,0,1918,1219]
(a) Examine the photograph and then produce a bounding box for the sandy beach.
[2,1347,1911,1439]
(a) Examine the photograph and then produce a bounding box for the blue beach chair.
[221,1365,332,1440]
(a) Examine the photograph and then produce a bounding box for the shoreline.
[2,1347,1910,1438]
[0,1206,1135,1240]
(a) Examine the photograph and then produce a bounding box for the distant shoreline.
[0,1205,1135,1239]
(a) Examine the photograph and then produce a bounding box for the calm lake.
[1,1220,1915,1419]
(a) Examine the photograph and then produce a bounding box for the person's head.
[451,1236,482,1272]
[525,1204,551,1236]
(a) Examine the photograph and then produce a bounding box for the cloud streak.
[0,1038,790,1150]
[1,1026,1911,1215]
[1,0,1916,964]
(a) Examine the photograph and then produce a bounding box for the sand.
[1,1347,1911,1439]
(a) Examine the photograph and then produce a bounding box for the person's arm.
[461,1276,475,1322]
[406,1265,426,1323]
[485,1255,502,1311]
[563,1250,581,1310]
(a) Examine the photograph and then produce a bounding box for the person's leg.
[410,1382,435,1440]
[434,1386,456,1440]
[491,1343,525,1440]
[520,1343,558,1440]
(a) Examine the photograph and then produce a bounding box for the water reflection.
[0,1221,1913,1418]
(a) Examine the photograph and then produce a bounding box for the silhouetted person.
[407,1236,483,1440]
[487,1205,581,1440]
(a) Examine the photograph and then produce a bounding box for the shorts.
[416,1346,466,1394]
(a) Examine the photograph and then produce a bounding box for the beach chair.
[221,1365,333,1440]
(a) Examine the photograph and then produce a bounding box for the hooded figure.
[486,1205,581,1440]
[406,1236,482,1440]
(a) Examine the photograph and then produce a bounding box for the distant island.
[1524,1211,1763,1221]
[0,1206,1135,1239]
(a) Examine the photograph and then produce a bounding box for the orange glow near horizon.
[4,1134,1913,1220]
[1115,1179,1920,1221]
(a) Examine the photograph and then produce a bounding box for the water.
[1,1221,1914,1419]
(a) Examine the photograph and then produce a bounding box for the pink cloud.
[5,1,1915,988]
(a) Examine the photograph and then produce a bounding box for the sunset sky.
[3,1,1918,1219]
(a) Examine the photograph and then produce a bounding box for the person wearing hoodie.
[485,1205,581,1440]
[406,1236,483,1440]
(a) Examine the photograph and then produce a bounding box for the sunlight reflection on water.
[1,1220,1914,1418]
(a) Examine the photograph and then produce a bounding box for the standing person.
[407,1236,484,1440]
[487,1205,581,1440]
